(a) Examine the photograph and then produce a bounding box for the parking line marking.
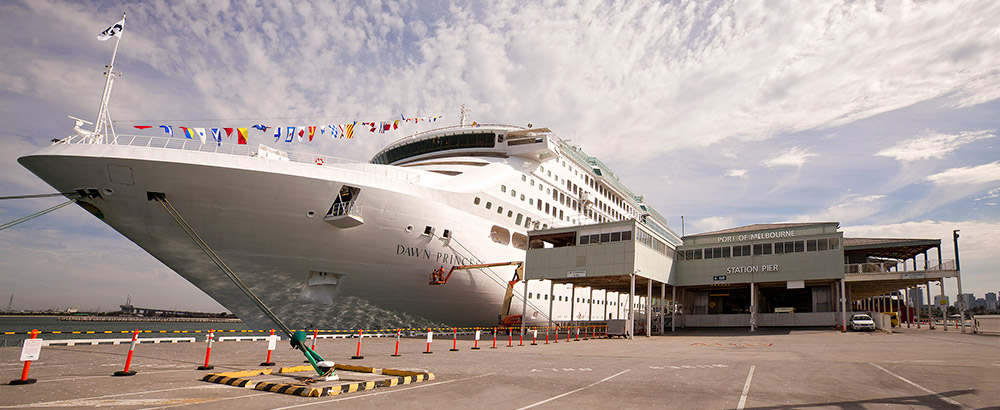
[736,365,755,410]
[869,363,971,410]
[515,369,631,410]
[268,372,497,409]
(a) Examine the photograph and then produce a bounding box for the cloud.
[761,147,817,168]
[725,169,748,179]
[926,161,1000,185]
[791,194,886,225]
[875,129,996,162]
[689,216,737,235]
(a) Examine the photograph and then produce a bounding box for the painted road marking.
[869,363,972,410]
[649,364,728,370]
[139,392,274,410]
[515,369,631,410]
[530,368,592,372]
[268,372,498,410]
[0,385,227,408]
[736,365,755,410]
[691,342,772,347]
[39,369,192,383]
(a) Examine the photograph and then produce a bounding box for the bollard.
[575,326,580,341]
[351,329,365,359]
[260,329,276,366]
[197,329,215,370]
[545,326,550,344]
[311,328,319,351]
[113,329,139,376]
[450,327,459,351]
[423,328,433,354]
[472,328,481,350]
[392,329,402,357]
[555,325,560,343]
[491,327,497,349]
[531,328,538,345]
[9,329,40,385]
[508,328,513,347]
[519,328,524,346]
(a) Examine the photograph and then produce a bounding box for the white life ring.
[315,157,324,166]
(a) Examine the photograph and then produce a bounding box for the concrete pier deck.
[2,327,998,409]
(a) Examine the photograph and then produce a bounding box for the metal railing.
[55,133,421,184]
[844,260,956,274]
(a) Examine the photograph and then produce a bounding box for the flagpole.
[93,12,126,144]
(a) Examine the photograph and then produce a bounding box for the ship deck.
[2,327,998,409]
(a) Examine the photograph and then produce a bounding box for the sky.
[1,0,998,313]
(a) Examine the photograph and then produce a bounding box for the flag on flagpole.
[210,128,222,146]
[237,128,248,145]
[308,126,316,141]
[285,126,295,142]
[223,128,234,139]
[345,123,354,139]
[180,127,194,139]
[273,126,282,141]
[96,17,126,41]
[160,125,173,138]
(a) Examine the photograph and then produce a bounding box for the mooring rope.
[0,192,79,200]
[0,199,77,231]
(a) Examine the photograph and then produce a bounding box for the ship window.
[545,203,550,213]
[486,202,492,209]
[501,185,506,193]
[512,232,528,250]
[547,171,551,177]
[530,179,535,186]
[474,197,480,205]
[528,293,532,299]
[490,225,511,245]
[525,217,532,228]
[511,190,516,197]
[529,198,534,205]
[515,214,523,224]
[497,206,503,214]
[538,201,543,210]
[507,210,513,218]
[520,194,525,201]
[522,175,527,181]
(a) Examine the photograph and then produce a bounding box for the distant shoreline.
[0,315,241,323]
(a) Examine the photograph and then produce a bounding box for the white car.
[850,314,876,331]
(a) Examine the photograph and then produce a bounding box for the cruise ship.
[19,118,680,330]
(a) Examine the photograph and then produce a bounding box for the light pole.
[953,230,966,333]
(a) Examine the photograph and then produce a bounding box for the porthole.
[306,210,316,218]
[102,188,115,196]
[406,225,414,232]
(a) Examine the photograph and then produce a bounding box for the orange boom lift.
[430,261,524,326]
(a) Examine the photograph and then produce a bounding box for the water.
[0,316,251,347]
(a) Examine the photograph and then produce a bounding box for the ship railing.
[55,133,422,184]
[328,201,362,218]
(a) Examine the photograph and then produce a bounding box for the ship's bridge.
[370,125,558,166]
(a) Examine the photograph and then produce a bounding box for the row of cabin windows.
[680,237,841,260]
[473,196,547,230]
[525,292,621,307]
[537,162,632,225]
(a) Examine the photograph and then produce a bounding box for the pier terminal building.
[521,220,959,332]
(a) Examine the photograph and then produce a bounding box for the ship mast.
[459,103,468,127]
[92,12,126,144]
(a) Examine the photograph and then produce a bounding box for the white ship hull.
[19,142,527,330]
